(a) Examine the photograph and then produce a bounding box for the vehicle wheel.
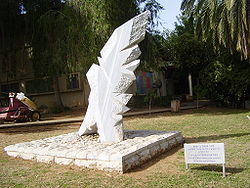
[31,111,40,121]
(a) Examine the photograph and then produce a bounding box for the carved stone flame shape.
[78,11,150,142]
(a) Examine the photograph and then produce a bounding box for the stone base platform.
[4,130,183,173]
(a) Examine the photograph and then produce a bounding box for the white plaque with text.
[184,143,226,177]
[184,143,225,164]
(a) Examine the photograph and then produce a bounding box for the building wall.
[0,46,144,111]
[1,49,168,111]
[29,89,89,110]
[0,72,91,111]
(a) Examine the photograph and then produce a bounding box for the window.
[26,78,53,94]
[67,73,80,90]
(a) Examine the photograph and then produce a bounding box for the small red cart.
[0,92,40,123]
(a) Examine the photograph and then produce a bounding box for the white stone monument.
[4,11,184,173]
[78,11,150,143]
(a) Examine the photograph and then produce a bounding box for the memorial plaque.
[184,143,226,177]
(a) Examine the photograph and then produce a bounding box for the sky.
[157,0,183,32]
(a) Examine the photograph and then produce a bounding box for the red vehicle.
[0,92,40,123]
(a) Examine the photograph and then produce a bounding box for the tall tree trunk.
[246,0,250,60]
[52,76,64,108]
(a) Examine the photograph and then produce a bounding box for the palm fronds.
[181,0,249,60]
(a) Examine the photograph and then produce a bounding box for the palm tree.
[181,0,250,60]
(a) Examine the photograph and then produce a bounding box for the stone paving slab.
[4,130,183,173]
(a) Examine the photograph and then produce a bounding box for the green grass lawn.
[0,107,249,188]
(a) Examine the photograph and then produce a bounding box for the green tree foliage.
[0,0,25,80]
[168,14,250,106]
[1,0,163,78]
[138,0,163,31]
[156,14,250,106]
[198,50,250,107]
[139,29,208,73]
[179,0,250,106]
[22,0,83,107]
[158,16,213,94]
[181,0,250,60]
[1,0,163,107]
[22,0,162,77]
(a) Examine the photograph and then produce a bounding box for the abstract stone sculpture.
[78,11,150,143]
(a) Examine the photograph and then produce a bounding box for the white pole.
[222,164,226,177]
[188,73,193,97]
[185,163,189,169]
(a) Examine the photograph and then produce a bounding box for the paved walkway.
[0,100,210,128]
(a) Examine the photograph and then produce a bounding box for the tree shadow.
[189,106,250,116]
[192,165,245,174]
[127,146,182,173]
[126,106,250,121]
[185,132,250,143]
[124,130,181,139]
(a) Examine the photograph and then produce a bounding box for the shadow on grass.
[185,132,250,143]
[0,123,79,135]
[192,107,250,115]
[126,106,250,121]
[127,146,182,173]
[192,165,245,174]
